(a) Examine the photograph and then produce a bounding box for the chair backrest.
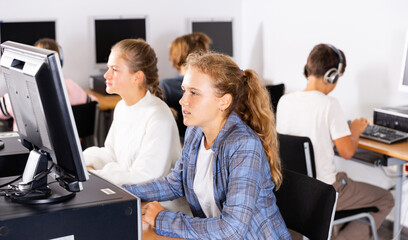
[266,83,285,113]
[71,101,99,140]
[275,169,338,240]
[278,133,316,178]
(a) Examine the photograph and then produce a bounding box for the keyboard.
[360,124,408,144]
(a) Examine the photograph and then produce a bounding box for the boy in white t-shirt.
[276,44,394,240]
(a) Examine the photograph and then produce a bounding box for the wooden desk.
[358,138,408,240]
[85,89,121,111]
[358,138,408,161]
[143,225,183,240]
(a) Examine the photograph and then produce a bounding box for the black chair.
[71,101,99,147]
[266,83,285,113]
[275,169,337,240]
[277,133,379,240]
[278,133,316,178]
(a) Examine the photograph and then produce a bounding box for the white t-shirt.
[193,136,221,218]
[84,91,181,186]
[276,91,351,184]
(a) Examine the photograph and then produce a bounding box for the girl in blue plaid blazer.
[123,52,291,240]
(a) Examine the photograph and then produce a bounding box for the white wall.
[1,0,408,229]
[242,0,408,227]
[243,0,408,119]
[0,0,243,90]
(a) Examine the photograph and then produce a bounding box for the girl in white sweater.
[84,39,181,187]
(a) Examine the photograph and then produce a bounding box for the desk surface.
[143,225,183,240]
[358,138,408,161]
[86,89,121,111]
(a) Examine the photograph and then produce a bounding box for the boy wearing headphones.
[276,44,394,240]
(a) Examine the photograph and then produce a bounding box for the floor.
[290,221,408,240]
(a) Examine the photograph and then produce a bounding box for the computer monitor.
[0,20,56,45]
[0,41,88,204]
[399,31,408,93]
[190,19,234,56]
[92,16,147,69]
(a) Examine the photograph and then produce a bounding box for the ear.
[219,93,232,111]
[133,70,144,84]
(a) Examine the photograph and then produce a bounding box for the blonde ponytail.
[186,52,282,188]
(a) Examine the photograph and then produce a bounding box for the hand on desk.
[142,201,164,227]
[86,166,95,171]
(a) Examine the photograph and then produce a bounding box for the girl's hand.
[142,201,164,227]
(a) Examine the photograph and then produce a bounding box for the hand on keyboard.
[349,118,369,135]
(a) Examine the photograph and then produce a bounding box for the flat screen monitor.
[191,19,234,56]
[93,16,147,68]
[0,41,88,204]
[400,31,408,93]
[0,20,56,45]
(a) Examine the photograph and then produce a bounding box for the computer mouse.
[0,140,4,150]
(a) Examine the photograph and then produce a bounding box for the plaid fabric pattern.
[123,112,291,240]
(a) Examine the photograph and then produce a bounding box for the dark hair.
[169,32,212,72]
[304,44,347,78]
[35,38,62,62]
[112,39,163,100]
[185,52,282,188]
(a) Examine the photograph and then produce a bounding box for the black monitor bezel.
[91,16,148,69]
[190,18,234,57]
[0,20,56,45]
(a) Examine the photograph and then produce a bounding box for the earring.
[220,108,224,112]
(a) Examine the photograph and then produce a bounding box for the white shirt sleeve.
[328,98,351,141]
[83,121,116,169]
[92,108,181,186]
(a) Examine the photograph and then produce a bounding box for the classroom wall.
[0,0,243,92]
[1,0,408,229]
[241,0,408,227]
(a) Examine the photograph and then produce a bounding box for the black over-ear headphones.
[323,44,343,85]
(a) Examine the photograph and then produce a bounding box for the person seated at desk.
[276,43,394,240]
[123,52,291,239]
[83,39,181,187]
[159,32,212,140]
[0,38,96,131]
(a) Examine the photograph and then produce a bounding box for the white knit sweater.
[84,91,181,186]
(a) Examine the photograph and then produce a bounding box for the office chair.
[275,169,337,240]
[277,133,379,240]
[265,83,285,113]
[72,101,99,147]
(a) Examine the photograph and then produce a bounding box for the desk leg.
[394,163,403,240]
[388,158,405,240]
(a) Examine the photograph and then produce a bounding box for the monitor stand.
[5,150,75,204]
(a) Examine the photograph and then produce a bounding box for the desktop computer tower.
[374,105,408,133]
[0,174,141,239]
[0,132,29,177]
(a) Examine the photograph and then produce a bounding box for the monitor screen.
[0,20,56,45]
[400,32,408,93]
[93,17,146,66]
[0,41,88,204]
[191,20,233,56]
